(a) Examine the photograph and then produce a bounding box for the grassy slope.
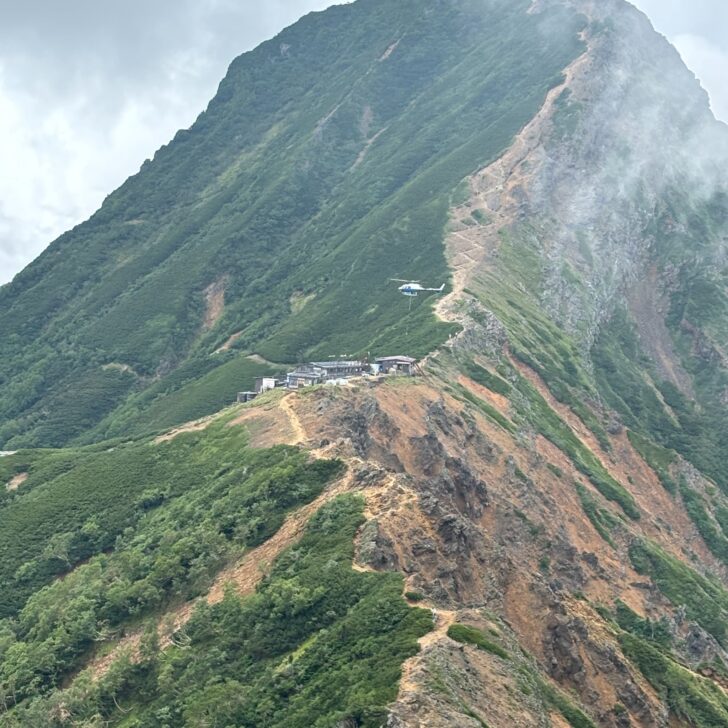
[0,420,337,620]
[0,428,434,725]
[0,0,584,449]
[0,420,351,712]
[84,355,284,441]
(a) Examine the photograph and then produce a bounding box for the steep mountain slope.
[3,0,728,726]
[0,0,584,449]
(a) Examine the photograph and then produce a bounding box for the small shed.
[254,377,278,394]
[375,356,417,376]
[237,391,258,403]
[286,370,324,389]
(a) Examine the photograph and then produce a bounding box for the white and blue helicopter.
[390,279,445,297]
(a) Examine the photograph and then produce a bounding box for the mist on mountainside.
[2,1,728,726]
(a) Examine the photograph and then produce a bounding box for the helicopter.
[390,279,445,297]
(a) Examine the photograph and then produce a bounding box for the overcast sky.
[0,0,726,285]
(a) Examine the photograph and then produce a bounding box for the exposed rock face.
[4,0,728,724]
[545,613,587,686]
[286,361,728,726]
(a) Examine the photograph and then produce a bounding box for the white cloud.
[631,0,728,124]
[0,61,207,284]
[671,33,728,123]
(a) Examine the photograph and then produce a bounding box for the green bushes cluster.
[627,430,678,494]
[576,484,619,547]
[614,601,672,649]
[6,496,432,727]
[447,623,509,660]
[620,632,728,726]
[0,427,344,706]
[516,661,597,728]
[678,479,728,568]
[536,680,597,728]
[627,420,728,570]
[463,361,512,396]
[0,422,341,620]
[453,384,516,433]
[629,539,728,646]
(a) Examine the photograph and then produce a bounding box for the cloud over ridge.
[0,0,724,284]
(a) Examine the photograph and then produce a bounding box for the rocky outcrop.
[290,381,656,723]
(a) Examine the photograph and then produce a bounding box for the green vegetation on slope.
[0,419,347,713]
[469,226,612,453]
[449,352,639,520]
[629,539,728,646]
[678,478,728,568]
[515,661,597,728]
[614,601,672,650]
[601,598,728,727]
[87,354,283,441]
[453,383,516,433]
[575,484,619,547]
[0,0,585,448]
[0,420,341,621]
[5,496,432,727]
[511,373,640,520]
[620,632,728,727]
[447,623,509,659]
[537,680,597,728]
[594,298,728,494]
[627,430,678,494]
[462,360,512,396]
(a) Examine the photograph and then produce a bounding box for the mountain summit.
[2,0,728,726]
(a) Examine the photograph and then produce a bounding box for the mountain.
[2,0,728,726]
[0,0,583,448]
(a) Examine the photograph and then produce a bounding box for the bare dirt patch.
[246,353,279,366]
[458,373,511,415]
[101,362,138,376]
[6,472,27,491]
[202,277,227,331]
[290,291,316,314]
[154,415,217,444]
[227,391,308,447]
[398,607,456,696]
[215,330,244,353]
[379,38,401,61]
[549,713,572,728]
[206,478,350,606]
[627,266,694,397]
[229,398,301,448]
[279,394,307,444]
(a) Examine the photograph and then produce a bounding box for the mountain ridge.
[2,0,728,726]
